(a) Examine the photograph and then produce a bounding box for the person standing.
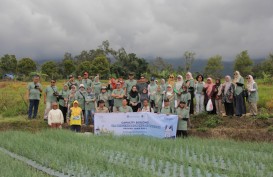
[48,102,64,128]
[92,76,101,99]
[160,79,167,94]
[161,99,173,114]
[203,78,217,114]
[154,86,163,113]
[82,72,92,89]
[174,75,184,102]
[222,75,235,117]
[185,72,195,114]
[233,71,246,117]
[98,86,111,109]
[215,79,224,116]
[26,75,42,119]
[164,85,176,114]
[44,79,58,121]
[127,85,140,112]
[66,75,78,90]
[76,75,83,87]
[176,101,190,138]
[195,74,205,114]
[136,75,148,93]
[140,88,149,107]
[246,75,259,116]
[124,72,137,97]
[148,77,157,109]
[58,84,69,123]
[67,100,84,132]
[85,87,96,126]
[75,84,87,114]
[111,82,125,112]
[179,85,191,109]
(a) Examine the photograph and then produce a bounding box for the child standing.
[48,102,64,128]
[68,100,84,132]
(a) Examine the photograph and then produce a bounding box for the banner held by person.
[94,112,178,139]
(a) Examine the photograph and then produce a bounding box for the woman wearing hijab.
[174,75,184,102]
[221,75,235,117]
[195,74,205,114]
[203,77,216,114]
[215,78,224,116]
[140,88,149,107]
[185,72,195,114]
[233,71,246,117]
[160,79,167,94]
[58,84,69,123]
[164,85,177,113]
[246,75,259,116]
[128,85,141,112]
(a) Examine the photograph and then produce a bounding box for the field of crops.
[0,130,272,177]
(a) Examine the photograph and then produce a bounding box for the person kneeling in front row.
[176,101,190,138]
[48,102,64,128]
[67,100,84,132]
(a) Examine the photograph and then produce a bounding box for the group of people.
[26,70,258,137]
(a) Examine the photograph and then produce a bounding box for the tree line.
[0,40,272,81]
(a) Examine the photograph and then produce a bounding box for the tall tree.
[62,59,76,77]
[234,50,253,77]
[76,61,92,76]
[204,55,224,78]
[17,58,37,76]
[41,61,59,79]
[0,54,17,74]
[183,51,195,72]
[90,55,110,78]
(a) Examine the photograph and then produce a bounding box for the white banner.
[94,112,178,139]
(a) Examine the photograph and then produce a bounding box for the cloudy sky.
[0,0,273,61]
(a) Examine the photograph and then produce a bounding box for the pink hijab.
[205,77,214,95]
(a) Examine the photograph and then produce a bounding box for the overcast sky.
[0,0,273,61]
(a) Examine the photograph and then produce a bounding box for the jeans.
[85,109,94,125]
[195,93,204,114]
[28,99,40,119]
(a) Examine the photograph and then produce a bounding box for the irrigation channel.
[0,147,73,177]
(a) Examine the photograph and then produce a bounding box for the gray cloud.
[0,0,272,60]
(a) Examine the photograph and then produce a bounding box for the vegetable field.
[0,130,272,177]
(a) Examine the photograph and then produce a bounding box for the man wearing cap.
[26,75,42,119]
[48,102,64,128]
[66,75,78,90]
[111,81,125,112]
[148,77,157,109]
[44,79,59,121]
[96,100,109,113]
[82,72,92,89]
[67,100,84,132]
[75,84,87,114]
[124,73,137,96]
[161,99,173,114]
[176,101,190,138]
[98,86,110,109]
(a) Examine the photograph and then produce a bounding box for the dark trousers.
[224,102,234,116]
[177,130,188,138]
[71,125,81,132]
[28,99,40,119]
[59,105,68,123]
[129,103,141,112]
[189,91,194,114]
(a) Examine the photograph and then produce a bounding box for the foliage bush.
[203,115,222,128]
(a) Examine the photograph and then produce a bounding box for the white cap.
[79,84,85,88]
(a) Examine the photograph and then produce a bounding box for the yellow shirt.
[70,107,82,125]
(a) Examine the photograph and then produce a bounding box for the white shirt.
[48,109,64,125]
[141,106,154,113]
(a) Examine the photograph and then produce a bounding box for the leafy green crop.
[0,130,272,177]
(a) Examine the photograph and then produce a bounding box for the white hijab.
[224,75,232,94]
[175,75,184,91]
[247,75,255,90]
[233,70,242,83]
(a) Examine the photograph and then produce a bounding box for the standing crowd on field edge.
[26,71,259,137]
